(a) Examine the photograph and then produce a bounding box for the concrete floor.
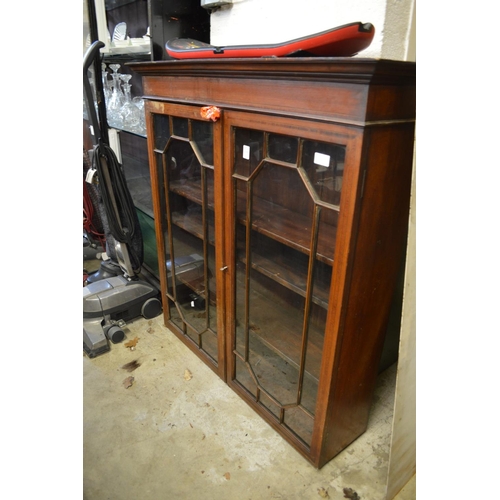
[83,308,415,499]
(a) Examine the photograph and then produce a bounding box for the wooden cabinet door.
[145,101,226,378]
[222,110,365,461]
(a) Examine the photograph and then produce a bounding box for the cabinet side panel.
[366,84,416,122]
[319,124,415,467]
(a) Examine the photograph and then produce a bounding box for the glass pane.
[234,260,247,359]
[301,139,345,206]
[136,209,159,276]
[268,133,298,163]
[206,169,216,244]
[192,120,214,165]
[153,113,218,365]
[172,116,189,137]
[205,169,218,339]
[235,355,257,398]
[121,133,154,216]
[284,407,314,445]
[251,161,314,254]
[153,114,170,150]
[233,128,263,177]
[259,391,281,419]
[152,151,169,278]
[245,279,304,406]
[235,178,247,232]
[118,132,158,276]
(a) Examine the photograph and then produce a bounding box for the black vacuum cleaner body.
[83,40,162,358]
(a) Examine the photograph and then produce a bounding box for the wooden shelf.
[170,206,215,246]
[234,262,326,383]
[240,250,330,309]
[170,178,337,266]
[170,177,214,207]
[235,190,336,266]
[247,320,324,384]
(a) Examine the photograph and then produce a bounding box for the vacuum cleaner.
[83,40,162,358]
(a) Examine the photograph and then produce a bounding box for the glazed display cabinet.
[129,58,416,468]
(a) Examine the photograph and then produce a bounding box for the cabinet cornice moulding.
[128,57,416,86]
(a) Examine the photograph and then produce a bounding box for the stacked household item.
[103,63,146,134]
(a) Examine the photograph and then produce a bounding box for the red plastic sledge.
[165,22,375,59]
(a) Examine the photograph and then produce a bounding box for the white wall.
[210,0,415,60]
[386,146,416,499]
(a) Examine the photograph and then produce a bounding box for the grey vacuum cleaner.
[83,40,162,358]
[83,276,161,357]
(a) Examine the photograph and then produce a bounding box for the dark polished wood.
[131,57,416,468]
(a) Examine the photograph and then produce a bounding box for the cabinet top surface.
[128,57,415,85]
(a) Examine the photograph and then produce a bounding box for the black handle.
[83,41,105,143]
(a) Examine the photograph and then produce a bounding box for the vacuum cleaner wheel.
[106,325,125,344]
[141,297,162,319]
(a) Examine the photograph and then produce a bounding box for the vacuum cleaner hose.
[92,142,142,272]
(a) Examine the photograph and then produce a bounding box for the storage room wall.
[209,0,416,61]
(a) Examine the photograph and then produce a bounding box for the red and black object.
[165,22,374,60]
